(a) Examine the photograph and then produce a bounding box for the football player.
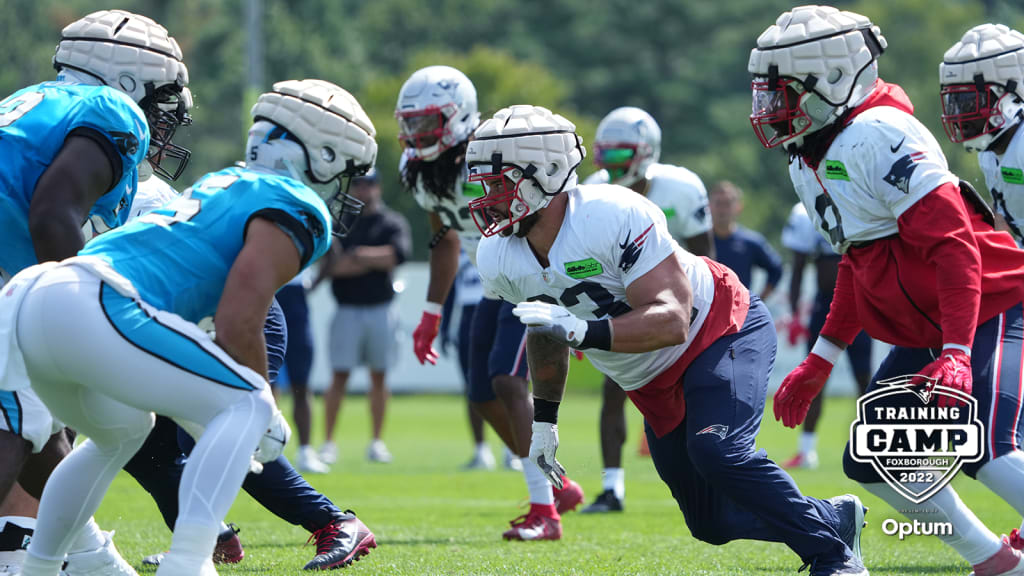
[0,10,190,575]
[1,79,375,576]
[753,6,1024,574]
[940,22,1024,555]
[393,66,583,540]
[581,106,712,513]
[471,104,867,576]
[779,203,872,470]
[118,164,375,571]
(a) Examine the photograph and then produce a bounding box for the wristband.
[580,319,612,351]
[942,343,971,357]
[534,397,560,424]
[810,337,843,365]
[423,302,443,316]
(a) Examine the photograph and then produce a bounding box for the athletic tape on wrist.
[810,337,843,365]
[423,302,443,316]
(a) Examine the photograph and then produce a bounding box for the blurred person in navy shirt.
[710,181,783,299]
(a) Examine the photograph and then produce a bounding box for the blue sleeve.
[263,298,288,385]
[751,232,784,286]
[70,90,149,184]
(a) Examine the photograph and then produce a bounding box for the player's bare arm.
[215,217,302,381]
[426,211,460,305]
[29,135,116,263]
[351,244,399,271]
[614,252,693,353]
[527,331,570,403]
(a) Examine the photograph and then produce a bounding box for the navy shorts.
[809,291,872,377]
[457,303,478,388]
[844,302,1024,481]
[467,298,528,403]
[275,284,312,388]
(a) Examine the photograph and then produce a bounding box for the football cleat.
[298,446,331,474]
[153,555,217,576]
[303,511,376,570]
[503,448,523,472]
[319,441,338,465]
[828,494,867,563]
[783,451,820,470]
[366,440,392,463]
[142,524,243,566]
[971,541,1024,576]
[1004,529,1024,551]
[62,531,137,576]
[580,489,624,514]
[799,554,868,576]
[502,511,562,541]
[462,449,496,471]
[552,476,584,514]
[0,517,33,576]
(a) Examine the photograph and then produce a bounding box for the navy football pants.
[645,298,848,564]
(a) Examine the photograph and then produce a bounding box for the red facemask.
[750,77,809,149]
[467,166,529,237]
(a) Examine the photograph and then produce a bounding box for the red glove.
[774,353,833,428]
[571,349,584,361]
[412,310,442,365]
[787,318,810,347]
[914,349,972,408]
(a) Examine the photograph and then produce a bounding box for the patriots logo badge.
[618,223,655,273]
[696,424,729,440]
[883,151,926,195]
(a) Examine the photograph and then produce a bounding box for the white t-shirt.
[584,162,710,242]
[781,202,836,257]
[477,184,715,390]
[402,149,484,266]
[979,123,1024,243]
[788,106,958,254]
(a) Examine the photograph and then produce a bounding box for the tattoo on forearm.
[527,330,569,401]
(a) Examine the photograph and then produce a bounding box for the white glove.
[254,409,291,463]
[529,421,567,489]
[513,301,587,348]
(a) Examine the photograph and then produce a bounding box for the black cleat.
[800,554,868,576]
[580,489,624,514]
[303,511,376,570]
[828,494,867,563]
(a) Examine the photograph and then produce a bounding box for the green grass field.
[94,390,1018,575]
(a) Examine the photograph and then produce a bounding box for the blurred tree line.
[1,0,1021,259]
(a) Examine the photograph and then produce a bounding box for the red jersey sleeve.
[819,255,863,346]
[896,182,982,349]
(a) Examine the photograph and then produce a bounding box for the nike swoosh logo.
[891,137,905,153]
[619,229,631,249]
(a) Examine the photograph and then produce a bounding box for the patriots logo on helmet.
[618,223,655,273]
[883,151,926,195]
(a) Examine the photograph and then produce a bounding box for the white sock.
[521,459,554,505]
[475,442,489,456]
[863,482,1001,564]
[799,431,818,456]
[67,517,105,554]
[602,468,625,500]
[977,452,1024,518]
[162,522,218,573]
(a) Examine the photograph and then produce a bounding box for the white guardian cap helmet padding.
[395,65,480,161]
[940,24,1024,152]
[748,5,886,152]
[465,105,585,237]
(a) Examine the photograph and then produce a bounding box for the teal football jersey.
[0,81,148,277]
[80,166,332,322]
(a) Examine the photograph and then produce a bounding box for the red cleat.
[502,508,562,541]
[212,523,244,564]
[553,476,584,514]
[303,511,377,570]
[781,452,819,470]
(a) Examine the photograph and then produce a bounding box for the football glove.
[513,301,588,348]
[914,348,972,408]
[254,409,291,463]
[787,317,810,347]
[774,353,833,428]
[412,309,442,365]
[529,421,567,490]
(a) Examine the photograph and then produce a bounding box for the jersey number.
[138,189,201,227]
[529,281,632,318]
[814,192,846,246]
[0,92,44,128]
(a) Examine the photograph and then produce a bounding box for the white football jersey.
[979,124,1024,243]
[401,149,484,265]
[788,106,958,254]
[584,162,710,243]
[781,203,835,257]
[477,184,716,390]
[83,170,179,241]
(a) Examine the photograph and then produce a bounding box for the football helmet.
[748,5,886,153]
[54,10,193,180]
[593,107,661,187]
[249,79,378,237]
[465,105,584,237]
[940,24,1024,152]
[395,65,479,161]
